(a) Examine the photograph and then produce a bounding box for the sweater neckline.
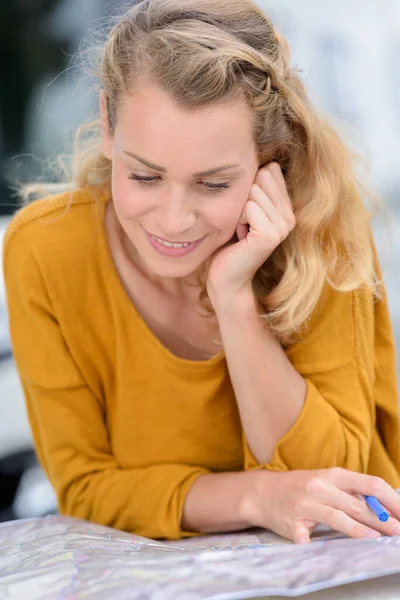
[96,193,225,372]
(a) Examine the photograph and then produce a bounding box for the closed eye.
[128,174,231,193]
[128,174,159,185]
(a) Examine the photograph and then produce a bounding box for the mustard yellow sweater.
[3,187,400,540]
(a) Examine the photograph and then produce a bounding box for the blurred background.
[0,0,399,521]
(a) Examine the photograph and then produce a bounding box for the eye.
[201,182,231,193]
[128,174,159,186]
[127,173,231,193]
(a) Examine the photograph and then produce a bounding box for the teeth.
[151,235,191,249]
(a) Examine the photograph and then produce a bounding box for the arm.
[3,233,211,540]
[214,281,383,475]
[6,230,400,543]
[214,290,306,464]
[22,380,211,540]
[181,470,258,533]
[206,163,395,475]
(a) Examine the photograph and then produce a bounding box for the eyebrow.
[122,151,241,177]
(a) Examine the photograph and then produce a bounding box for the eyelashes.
[127,174,231,194]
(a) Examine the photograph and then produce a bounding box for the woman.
[3,0,400,543]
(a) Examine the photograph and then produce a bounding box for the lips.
[143,228,207,258]
[150,234,195,248]
[148,231,202,245]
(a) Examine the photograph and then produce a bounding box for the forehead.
[116,84,255,155]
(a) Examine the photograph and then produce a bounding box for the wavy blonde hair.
[21,0,384,343]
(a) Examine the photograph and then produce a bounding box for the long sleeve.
[243,278,400,488]
[3,230,209,540]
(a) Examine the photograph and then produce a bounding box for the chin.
[150,264,203,281]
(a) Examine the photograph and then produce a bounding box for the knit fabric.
[3,187,400,540]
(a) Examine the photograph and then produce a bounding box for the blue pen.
[363,495,389,522]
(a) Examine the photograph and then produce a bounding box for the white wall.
[258,0,400,328]
[259,0,400,198]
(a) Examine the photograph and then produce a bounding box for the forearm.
[214,290,307,465]
[181,469,260,533]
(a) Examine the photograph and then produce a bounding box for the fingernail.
[392,524,400,535]
[363,529,380,538]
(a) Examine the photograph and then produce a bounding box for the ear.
[99,90,113,160]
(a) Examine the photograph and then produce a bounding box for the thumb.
[236,222,249,241]
[293,527,311,544]
[236,206,249,241]
[293,519,317,544]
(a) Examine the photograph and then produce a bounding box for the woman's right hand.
[243,467,400,543]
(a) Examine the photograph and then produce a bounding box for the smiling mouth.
[147,231,204,248]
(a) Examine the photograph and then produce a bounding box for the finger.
[353,492,397,523]
[248,185,276,223]
[256,163,292,211]
[246,200,282,241]
[250,183,295,231]
[245,201,293,256]
[328,468,400,522]
[249,186,295,235]
[293,518,318,544]
[237,204,249,226]
[293,526,311,544]
[236,222,248,241]
[270,162,289,199]
[308,475,400,537]
[312,504,381,539]
[245,202,286,257]
[334,492,400,537]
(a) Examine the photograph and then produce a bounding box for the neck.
[110,202,205,300]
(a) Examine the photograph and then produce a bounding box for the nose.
[157,187,196,238]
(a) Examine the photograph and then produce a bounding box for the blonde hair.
[21,0,384,343]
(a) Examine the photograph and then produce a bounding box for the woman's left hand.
[207,161,296,306]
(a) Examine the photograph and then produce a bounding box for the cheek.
[111,163,148,218]
[207,188,248,232]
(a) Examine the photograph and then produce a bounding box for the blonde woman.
[3,0,400,544]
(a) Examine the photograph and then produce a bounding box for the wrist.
[239,470,269,528]
[209,285,256,316]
